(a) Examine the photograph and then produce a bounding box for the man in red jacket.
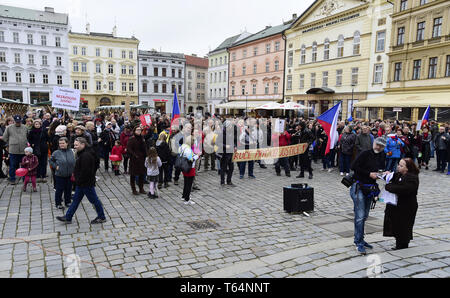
[272,128,291,177]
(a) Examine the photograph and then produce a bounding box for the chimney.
[112,25,117,37]
[45,7,54,13]
[86,23,90,34]
[293,13,298,19]
[192,54,197,57]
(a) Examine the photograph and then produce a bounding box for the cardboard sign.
[140,114,152,126]
[51,87,80,111]
[274,119,285,133]
[233,143,308,162]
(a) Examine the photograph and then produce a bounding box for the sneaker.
[184,201,190,205]
[296,173,305,178]
[328,169,333,173]
[174,180,179,186]
[188,201,196,205]
[227,183,236,187]
[91,217,107,224]
[363,242,374,250]
[356,245,366,255]
[239,175,244,179]
[56,205,64,210]
[249,175,256,179]
[56,216,72,224]
[309,174,313,180]
[260,165,267,169]
[147,193,155,199]
[33,188,37,192]
[340,172,344,176]
[22,186,27,192]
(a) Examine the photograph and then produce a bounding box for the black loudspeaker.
[283,184,314,213]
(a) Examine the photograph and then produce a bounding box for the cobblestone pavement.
[0,158,449,278]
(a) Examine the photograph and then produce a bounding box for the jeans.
[322,154,332,169]
[182,176,195,201]
[9,154,24,182]
[350,183,372,247]
[220,154,234,184]
[329,149,336,167]
[36,153,47,179]
[238,161,254,177]
[65,186,105,221]
[339,153,352,173]
[436,149,447,171]
[430,140,435,158]
[169,155,181,182]
[275,157,290,175]
[385,158,399,172]
[54,176,72,206]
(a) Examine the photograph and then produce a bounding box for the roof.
[185,55,208,68]
[69,31,139,42]
[139,50,185,60]
[0,5,68,25]
[211,34,243,53]
[232,21,294,47]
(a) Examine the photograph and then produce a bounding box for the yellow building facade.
[285,0,393,120]
[68,28,139,112]
[356,0,450,123]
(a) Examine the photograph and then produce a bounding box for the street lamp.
[351,83,356,120]
[245,91,248,118]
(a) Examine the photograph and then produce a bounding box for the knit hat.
[24,147,33,154]
[55,125,67,136]
[374,137,387,147]
[75,125,86,132]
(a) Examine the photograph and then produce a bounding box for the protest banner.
[232,143,308,162]
[140,114,153,126]
[51,87,80,111]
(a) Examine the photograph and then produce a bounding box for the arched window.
[324,38,330,60]
[312,42,317,62]
[337,35,344,58]
[353,31,360,55]
[300,45,306,64]
[274,60,279,71]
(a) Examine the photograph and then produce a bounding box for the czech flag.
[417,105,430,131]
[170,90,181,134]
[317,102,342,155]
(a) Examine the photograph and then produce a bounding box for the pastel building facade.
[185,54,208,115]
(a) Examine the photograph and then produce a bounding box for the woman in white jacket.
[179,136,199,205]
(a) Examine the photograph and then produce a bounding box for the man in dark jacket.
[216,120,237,186]
[433,126,449,173]
[355,126,373,156]
[350,137,386,255]
[296,122,315,179]
[56,137,106,225]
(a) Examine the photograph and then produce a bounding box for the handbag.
[174,149,193,173]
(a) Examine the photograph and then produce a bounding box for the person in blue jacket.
[385,129,404,172]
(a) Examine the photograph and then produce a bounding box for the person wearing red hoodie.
[272,126,291,177]
[111,140,124,176]
[21,147,39,192]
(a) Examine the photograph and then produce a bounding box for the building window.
[13,32,19,43]
[299,74,305,89]
[311,73,316,88]
[394,63,401,82]
[172,69,175,78]
[129,83,134,92]
[254,47,258,56]
[0,52,5,63]
[242,66,246,76]
[274,60,279,71]
[109,49,113,58]
[122,82,127,91]
[446,55,450,77]
[266,44,271,54]
[172,84,176,94]
[142,83,147,93]
[142,67,147,76]
[243,50,247,58]
[81,63,87,72]
[162,84,167,93]
[337,35,344,58]
[374,64,383,83]
[96,48,100,57]
[81,80,87,90]
[241,85,246,95]
[265,62,270,73]
[154,67,158,76]
[109,82,114,91]
[351,68,359,85]
[0,31,4,42]
[288,51,293,67]
[122,51,126,59]
[275,42,280,51]
[420,0,427,5]
[28,54,34,65]
[264,83,269,94]
[80,47,85,56]
[29,74,35,84]
[432,17,442,38]
[1,72,7,82]
[162,68,167,77]
[154,83,159,93]
[129,66,134,75]
[179,69,182,78]
[232,52,236,61]
[324,39,330,60]
[400,0,408,11]
[73,46,78,55]
[56,56,62,66]
[336,70,343,87]
[122,65,126,75]
[219,72,222,82]
[253,64,257,74]
[353,32,360,55]
[224,56,227,64]
[312,42,317,62]
[413,60,421,80]
[56,37,61,47]
[39,35,46,46]
[129,51,133,59]
[428,57,437,78]
[215,73,217,82]
[178,84,182,94]
[96,64,101,73]
[27,34,33,45]
[273,82,279,94]
[73,62,79,72]
[109,64,114,74]
[417,22,425,41]
[16,73,22,83]
[231,85,235,96]
[96,81,101,91]
[74,80,79,89]
[232,68,235,77]
[397,27,405,45]
[42,56,48,66]
[252,84,257,95]
[376,31,386,52]
[322,71,328,87]
[15,53,21,64]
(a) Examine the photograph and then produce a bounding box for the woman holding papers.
[383,158,419,250]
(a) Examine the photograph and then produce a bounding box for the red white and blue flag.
[417,105,431,131]
[317,102,342,155]
[170,90,181,134]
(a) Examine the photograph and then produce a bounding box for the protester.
[111,140,124,176]
[297,122,314,179]
[127,126,147,195]
[433,126,449,173]
[27,119,49,183]
[272,126,291,178]
[2,115,29,184]
[179,136,199,205]
[119,125,133,174]
[338,126,356,176]
[216,120,237,187]
[385,130,404,172]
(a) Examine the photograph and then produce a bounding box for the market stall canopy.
[354,92,450,108]
[279,102,311,110]
[216,101,269,110]
[0,97,29,118]
[0,98,28,105]
[255,102,282,110]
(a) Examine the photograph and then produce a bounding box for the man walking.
[2,115,29,184]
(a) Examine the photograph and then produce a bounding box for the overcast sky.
[2,0,315,56]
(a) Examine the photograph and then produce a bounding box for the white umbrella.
[279,102,310,110]
[255,102,282,110]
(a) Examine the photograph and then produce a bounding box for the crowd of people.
[0,109,449,227]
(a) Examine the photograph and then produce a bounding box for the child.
[156,134,170,189]
[21,147,39,192]
[145,147,162,199]
[111,140,124,176]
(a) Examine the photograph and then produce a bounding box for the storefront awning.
[354,92,450,108]
[306,87,335,94]
[216,101,272,110]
